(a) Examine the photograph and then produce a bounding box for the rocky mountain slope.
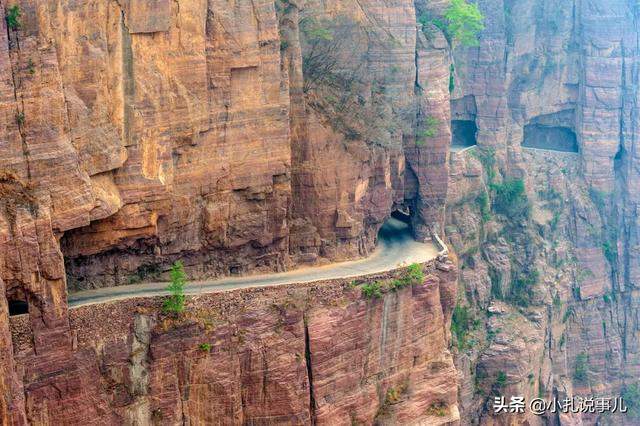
[1,0,639,424]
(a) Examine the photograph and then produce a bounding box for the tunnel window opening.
[523,124,578,152]
[451,120,478,151]
[8,299,28,316]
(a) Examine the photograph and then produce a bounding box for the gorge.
[1,0,640,424]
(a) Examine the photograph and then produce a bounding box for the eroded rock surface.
[8,264,458,425]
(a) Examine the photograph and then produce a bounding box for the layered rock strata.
[7,262,458,425]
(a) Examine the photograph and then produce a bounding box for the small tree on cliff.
[163,261,186,314]
[420,0,484,48]
[444,0,485,47]
[6,5,21,30]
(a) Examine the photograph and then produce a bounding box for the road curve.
[68,218,440,308]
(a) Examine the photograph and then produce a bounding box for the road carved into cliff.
[68,218,440,307]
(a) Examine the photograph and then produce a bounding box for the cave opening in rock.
[523,124,578,152]
[451,120,478,151]
[7,295,28,316]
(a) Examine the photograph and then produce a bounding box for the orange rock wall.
[0,0,456,423]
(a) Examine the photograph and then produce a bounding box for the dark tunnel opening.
[8,299,28,316]
[451,120,478,150]
[523,124,578,152]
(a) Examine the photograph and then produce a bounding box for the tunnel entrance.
[522,110,578,152]
[523,124,578,152]
[8,300,28,316]
[451,120,478,151]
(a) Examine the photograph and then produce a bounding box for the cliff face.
[0,1,453,421]
[447,0,640,424]
[7,263,458,425]
[0,0,450,292]
[3,0,640,425]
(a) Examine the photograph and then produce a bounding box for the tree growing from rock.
[163,261,187,314]
[6,5,21,30]
[444,0,485,47]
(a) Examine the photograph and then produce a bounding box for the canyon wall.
[446,0,640,424]
[0,0,451,292]
[0,0,453,422]
[7,262,459,425]
[2,0,640,425]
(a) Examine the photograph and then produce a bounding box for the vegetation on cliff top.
[419,0,485,47]
[361,263,425,298]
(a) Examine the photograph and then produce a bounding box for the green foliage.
[476,191,491,222]
[443,0,485,47]
[406,263,424,284]
[15,112,24,126]
[418,1,485,48]
[163,261,187,314]
[425,401,448,417]
[553,293,563,311]
[492,178,531,220]
[472,147,496,185]
[199,343,212,352]
[451,304,474,350]
[361,281,383,299]
[509,269,539,306]
[549,211,561,231]
[622,383,640,418]
[390,264,424,290]
[449,64,455,93]
[602,240,617,264]
[416,116,440,146]
[301,18,333,42]
[27,58,35,75]
[489,267,502,299]
[6,5,20,30]
[495,371,507,387]
[573,352,589,383]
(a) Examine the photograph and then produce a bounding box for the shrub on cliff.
[391,263,426,290]
[451,304,472,349]
[622,383,640,418]
[509,268,539,307]
[418,0,485,48]
[573,352,589,383]
[492,178,531,220]
[6,5,20,30]
[416,116,440,146]
[299,15,399,148]
[444,0,485,47]
[163,261,187,314]
[361,281,383,299]
[406,263,424,284]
